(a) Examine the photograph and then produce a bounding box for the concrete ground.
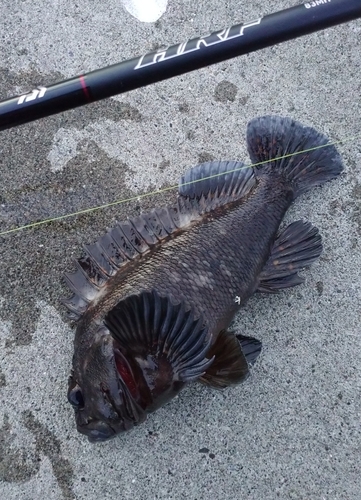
[1,1,360,499]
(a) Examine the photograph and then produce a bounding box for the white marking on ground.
[47,128,86,172]
[121,0,168,22]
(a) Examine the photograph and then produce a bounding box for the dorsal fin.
[105,291,214,386]
[179,160,256,212]
[62,202,198,320]
[63,161,255,321]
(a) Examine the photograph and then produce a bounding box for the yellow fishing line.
[0,135,357,237]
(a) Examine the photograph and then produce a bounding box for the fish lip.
[76,415,135,442]
[87,432,114,443]
[73,377,144,441]
[71,343,147,440]
[77,420,117,442]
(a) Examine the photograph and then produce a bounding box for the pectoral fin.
[199,330,261,389]
[105,290,213,384]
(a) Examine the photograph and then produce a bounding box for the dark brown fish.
[63,116,343,442]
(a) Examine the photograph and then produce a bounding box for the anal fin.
[257,220,322,293]
[200,330,261,389]
[236,334,262,366]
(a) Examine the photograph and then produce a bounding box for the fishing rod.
[0,0,360,132]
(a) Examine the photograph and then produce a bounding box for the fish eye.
[68,384,84,409]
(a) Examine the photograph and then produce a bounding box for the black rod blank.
[0,0,360,131]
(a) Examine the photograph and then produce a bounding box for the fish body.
[64,116,343,442]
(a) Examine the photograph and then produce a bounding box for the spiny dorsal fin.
[62,202,199,320]
[104,290,214,384]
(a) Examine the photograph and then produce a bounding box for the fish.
[63,115,343,442]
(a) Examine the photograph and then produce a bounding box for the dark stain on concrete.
[351,182,361,202]
[186,130,195,141]
[159,159,170,172]
[198,152,215,164]
[350,182,361,236]
[0,68,147,346]
[23,410,75,499]
[1,163,137,342]
[0,414,39,482]
[316,281,324,296]
[329,199,342,215]
[178,102,190,113]
[0,136,137,345]
[0,370,6,387]
[214,80,238,103]
[0,276,36,347]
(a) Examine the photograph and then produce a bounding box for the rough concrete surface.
[0,1,360,499]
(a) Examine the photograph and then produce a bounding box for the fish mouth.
[78,420,117,442]
[75,388,137,442]
[74,356,147,442]
[76,416,134,443]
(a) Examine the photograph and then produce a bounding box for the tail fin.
[247,116,343,198]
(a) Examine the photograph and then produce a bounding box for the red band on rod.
[79,75,91,102]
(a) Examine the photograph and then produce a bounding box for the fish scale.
[64,115,343,442]
[90,183,289,333]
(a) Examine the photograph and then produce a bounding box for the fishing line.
[0,133,359,237]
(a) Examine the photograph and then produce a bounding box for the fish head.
[67,330,147,442]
